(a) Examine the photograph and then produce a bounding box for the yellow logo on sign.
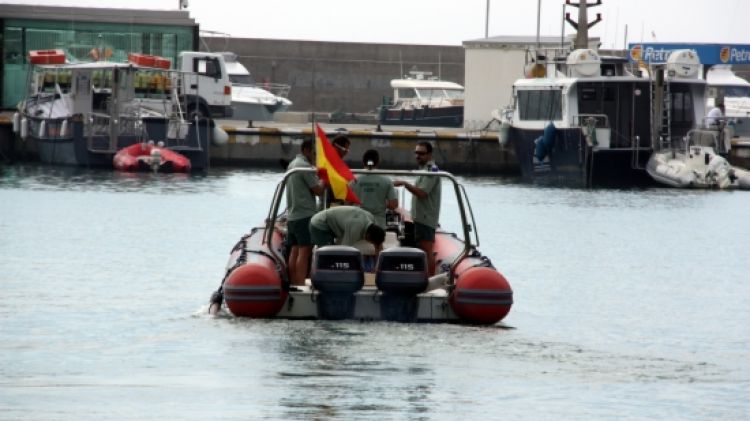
[720,46,731,63]
[630,45,643,61]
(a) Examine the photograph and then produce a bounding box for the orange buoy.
[449,266,513,325]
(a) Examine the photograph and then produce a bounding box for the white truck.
[174,51,234,120]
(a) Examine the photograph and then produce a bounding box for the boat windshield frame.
[264,168,479,254]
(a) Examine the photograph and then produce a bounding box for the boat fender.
[38,120,46,138]
[498,121,510,146]
[12,112,20,133]
[449,267,513,325]
[213,125,229,146]
[534,122,556,162]
[20,118,28,139]
[223,259,288,318]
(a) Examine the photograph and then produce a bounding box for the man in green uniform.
[286,139,325,285]
[393,141,441,275]
[350,149,398,228]
[310,206,386,253]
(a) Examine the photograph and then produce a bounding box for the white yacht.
[379,72,464,127]
[706,65,750,118]
[219,52,292,123]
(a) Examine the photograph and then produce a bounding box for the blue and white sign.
[627,43,750,65]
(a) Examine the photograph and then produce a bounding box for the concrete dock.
[212,119,517,174]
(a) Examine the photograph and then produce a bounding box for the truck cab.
[177,51,233,119]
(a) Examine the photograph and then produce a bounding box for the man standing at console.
[393,141,441,276]
[286,139,325,285]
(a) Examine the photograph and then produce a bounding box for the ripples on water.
[1,164,748,420]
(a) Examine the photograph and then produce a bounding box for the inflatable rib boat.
[208,169,513,325]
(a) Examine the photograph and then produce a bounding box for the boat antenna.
[536,0,541,50]
[399,50,403,79]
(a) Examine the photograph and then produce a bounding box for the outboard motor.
[375,247,428,322]
[311,246,364,320]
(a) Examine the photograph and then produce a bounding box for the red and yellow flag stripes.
[315,123,360,204]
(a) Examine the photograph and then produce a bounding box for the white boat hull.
[646,145,750,189]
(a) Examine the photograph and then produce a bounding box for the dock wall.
[200,37,465,114]
[212,126,518,175]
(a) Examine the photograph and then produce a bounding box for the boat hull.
[216,225,512,324]
[27,117,211,170]
[509,126,653,187]
[231,101,288,122]
[379,105,463,128]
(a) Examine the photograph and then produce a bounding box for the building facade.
[0,4,197,108]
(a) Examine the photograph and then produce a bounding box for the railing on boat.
[263,168,480,286]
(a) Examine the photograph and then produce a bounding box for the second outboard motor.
[311,246,364,320]
[375,247,428,322]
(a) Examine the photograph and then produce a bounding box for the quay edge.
[0,117,518,175]
[211,123,519,175]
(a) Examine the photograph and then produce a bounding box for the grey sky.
[1,0,748,47]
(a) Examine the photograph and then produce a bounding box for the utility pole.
[485,0,490,38]
[564,0,603,49]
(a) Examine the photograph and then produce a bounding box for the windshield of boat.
[724,86,750,98]
[416,89,449,100]
[229,74,255,85]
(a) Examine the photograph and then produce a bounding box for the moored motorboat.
[379,71,464,128]
[218,52,292,123]
[498,48,708,187]
[113,142,191,172]
[208,168,513,325]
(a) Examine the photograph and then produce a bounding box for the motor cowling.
[311,246,364,320]
[375,247,428,295]
[375,247,428,322]
[449,266,513,325]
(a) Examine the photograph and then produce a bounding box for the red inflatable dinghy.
[113,142,191,172]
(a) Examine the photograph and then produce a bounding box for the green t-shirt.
[350,173,397,228]
[310,206,375,246]
[412,161,441,228]
[286,154,319,221]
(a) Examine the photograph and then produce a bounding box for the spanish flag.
[315,123,360,204]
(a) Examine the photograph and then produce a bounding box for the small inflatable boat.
[113,142,191,173]
[208,168,513,325]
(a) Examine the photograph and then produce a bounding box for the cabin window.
[671,91,693,124]
[397,89,416,100]
[518,89,562,121]
[194,57,221,79]
[445,89,463,99]
[229,74,254,85]
[725,86,750,97]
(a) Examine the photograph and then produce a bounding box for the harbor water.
[1,164,748,420]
